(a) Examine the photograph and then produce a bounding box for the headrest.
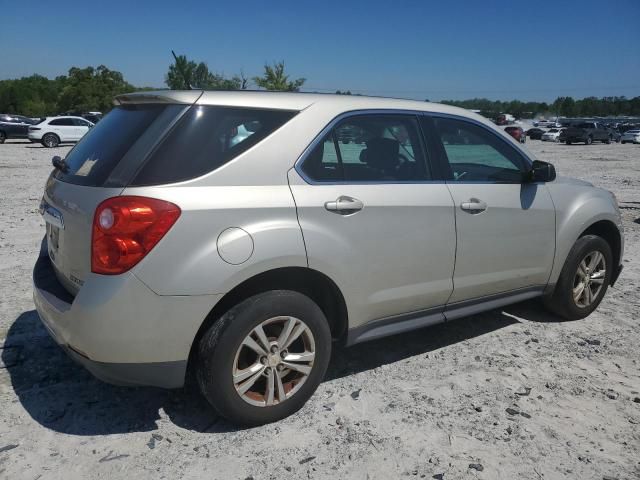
[360,137,400,168]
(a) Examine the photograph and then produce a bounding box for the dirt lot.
[1,138,639,480]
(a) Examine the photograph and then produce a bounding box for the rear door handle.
[460,198,487,213]
[325,196,364,215]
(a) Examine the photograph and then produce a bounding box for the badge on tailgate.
[39,198,64,230]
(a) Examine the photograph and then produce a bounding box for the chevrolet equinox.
[33,91,624,425]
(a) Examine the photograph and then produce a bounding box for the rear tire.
[196,290,332,426]
[42,133,59,148]
[544,235,612,320]
[585,136,593,145]
[605,136,611,144]
[0,131,6,143]
[566,140,572,145]
[621,141,626,144]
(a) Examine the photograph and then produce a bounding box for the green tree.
[166,53,242,90]
[253,61,305,91]
[57,65,135,113]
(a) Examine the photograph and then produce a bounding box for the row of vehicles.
[525,121,640,145]
[497,113,640,145]
[500,121,640,145]
[0,112,101,147]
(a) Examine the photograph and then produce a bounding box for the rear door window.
[300,114,431,183]
[131,106,296,186]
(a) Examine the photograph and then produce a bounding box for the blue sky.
[1,0,639,101]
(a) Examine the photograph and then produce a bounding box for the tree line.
[1,54,638,119]
[0,57,306,117]
[440,96,640,119]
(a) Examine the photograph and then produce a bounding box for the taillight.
[91,196,181,275]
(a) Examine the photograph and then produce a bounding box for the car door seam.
[443,181,458,308]
[286,167,310,268]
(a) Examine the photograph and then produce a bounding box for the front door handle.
[460,198,487,213]
[325,196,364,215]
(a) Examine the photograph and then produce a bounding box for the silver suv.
[33,91,624,425]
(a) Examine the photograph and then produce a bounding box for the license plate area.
[40,199,64,264]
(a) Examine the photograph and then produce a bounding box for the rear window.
[131,106,296,186]
[53,104,173,186]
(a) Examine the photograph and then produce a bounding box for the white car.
[535,120,555,128]
[620,130,640,144]
[541,128,564,142]
[28,116,94,148]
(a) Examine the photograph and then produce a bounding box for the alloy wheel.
[232,316,316,407]
[573,250,606,308]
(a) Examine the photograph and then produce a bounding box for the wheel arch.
[547,186,623,289]
[579,219,622,278]
[186,266,349,376]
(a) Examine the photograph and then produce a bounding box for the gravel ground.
[0,138,639,480]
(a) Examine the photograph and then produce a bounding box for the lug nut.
[260,356,267,365]
[270,345,279,354]
[277,364,284,372]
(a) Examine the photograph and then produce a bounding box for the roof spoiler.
[114,90,203,106]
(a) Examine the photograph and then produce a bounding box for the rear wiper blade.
[52,156,69,173]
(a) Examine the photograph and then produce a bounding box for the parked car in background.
[504,126,526,143]
[336,124,366,144]
[496,113,515,125]
[560,122,611,145]
[607,128,622,143]
[0,114,39,143]
[82,112,102,124]
[33,90,624,426]
[534,119,556,128]
[620,129,640,144]
[28,116,94,147]
[541,128,565,142]
[526,127,546,140]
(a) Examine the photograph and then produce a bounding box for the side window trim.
[295,109,434,185]
[423,112,533,182]
[417,115,451,181]
[330,130,345,180]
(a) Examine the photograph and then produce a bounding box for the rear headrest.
[360,137,400,169]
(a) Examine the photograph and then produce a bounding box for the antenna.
[171,50,191,90]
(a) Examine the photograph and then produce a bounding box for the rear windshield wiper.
[52,156,69,173]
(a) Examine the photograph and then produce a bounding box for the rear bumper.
[33,239,221,388]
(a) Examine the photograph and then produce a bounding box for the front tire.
[544,235,613,320]
[0,131,6,143]
[42,133,59,148]
[585,136,593,145]
[197,290,332,426]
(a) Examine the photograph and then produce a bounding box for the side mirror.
[528,160,556,183]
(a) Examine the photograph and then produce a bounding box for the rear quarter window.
[131,106,296,186]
